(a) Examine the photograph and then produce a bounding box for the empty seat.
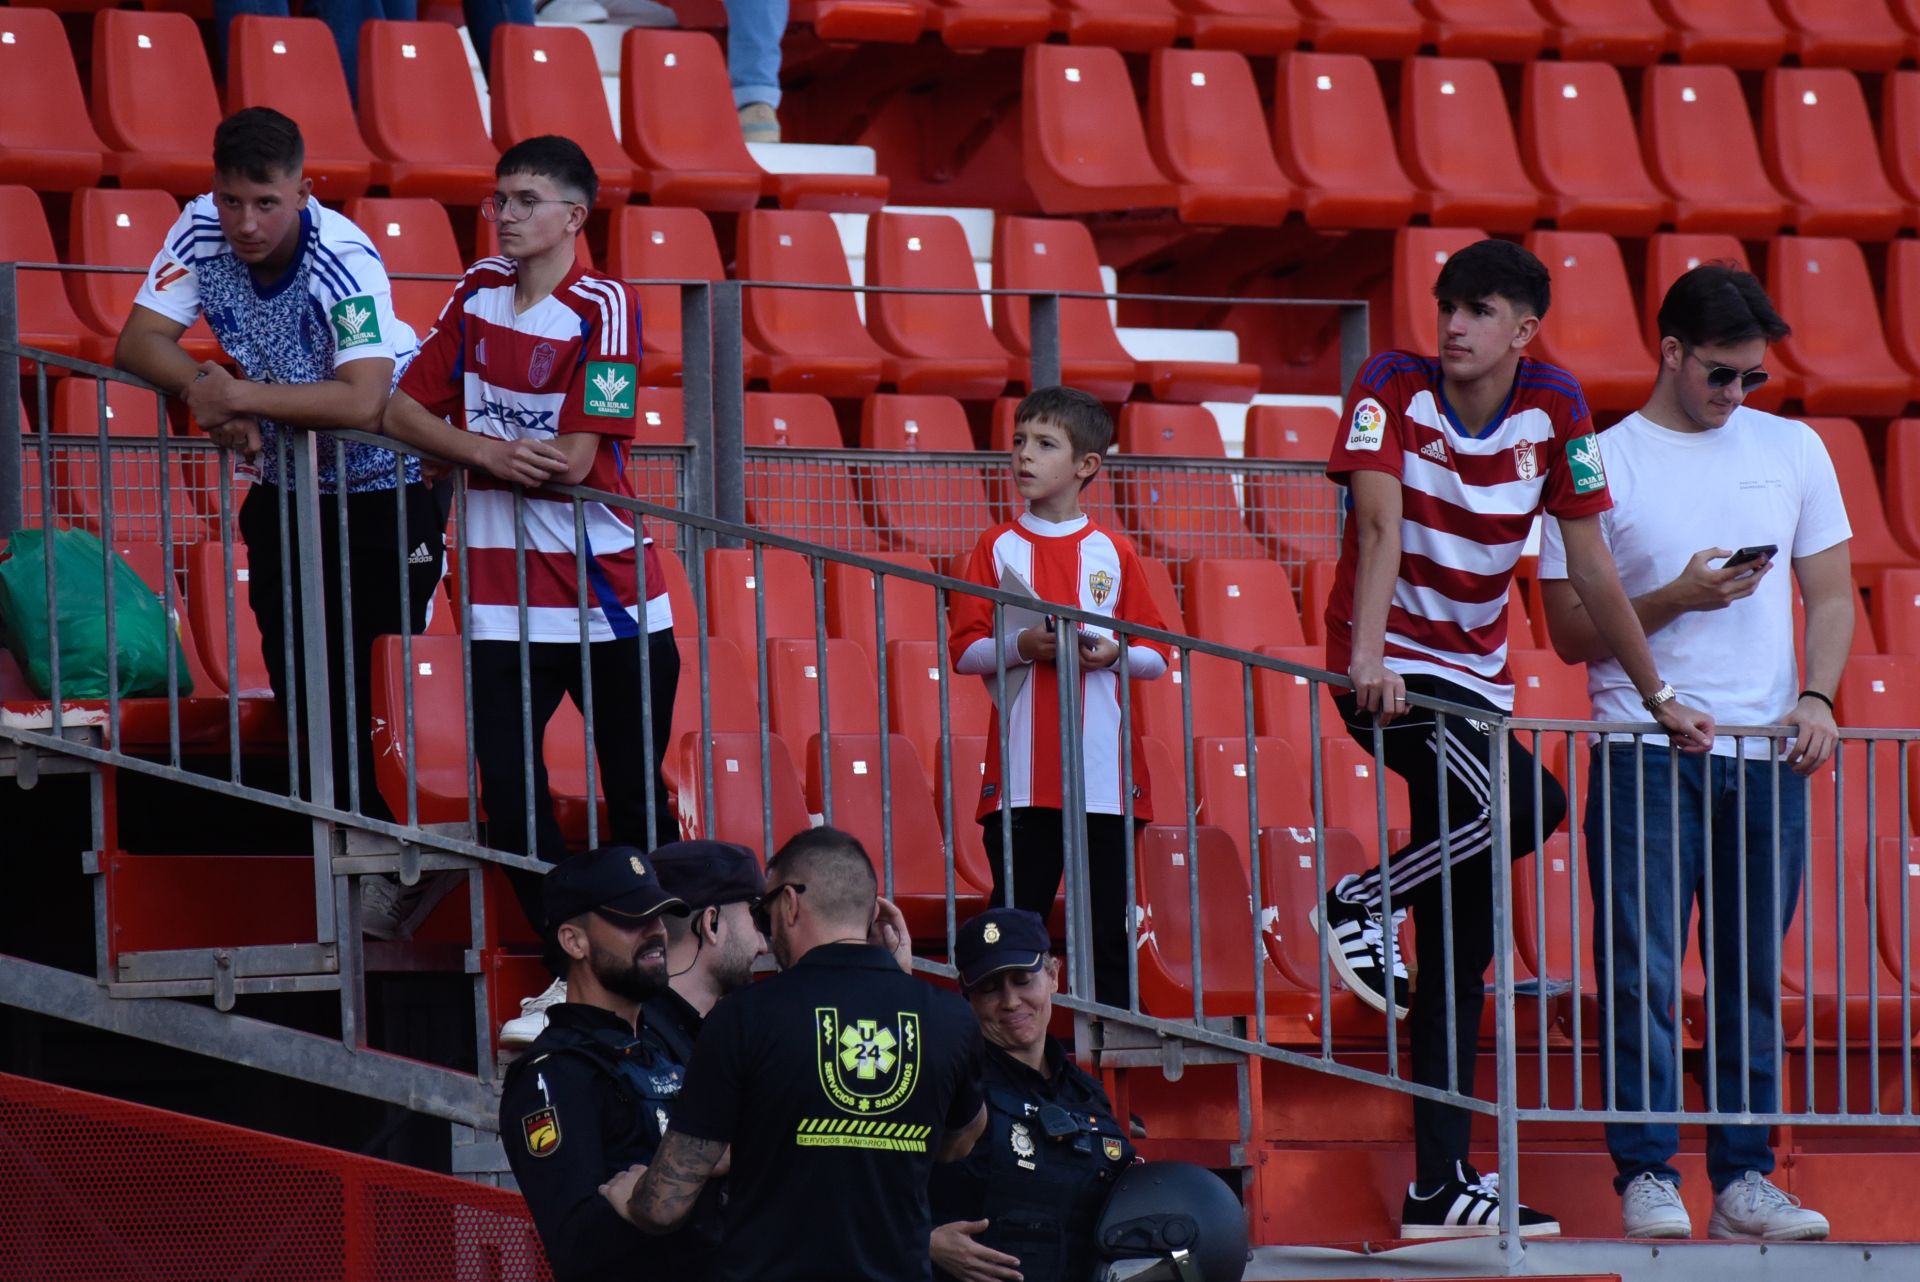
[491,25,633,207]
[1134,822,1295,1019]
[1414,0,1548,61]
[357,20,497,202]
[1272,52,1418,232]
[1884,73,1920,227]
[1763,69,1907,241]
[1193,735,1316,867]
[1053,0,1180,51]
[0,186,103,360]
[1300,557,1337,645]
[1775,0,1908,71]
[1294,0,1423,57]
[766,637,881,761]
[1770,241,1916,418]
[653,635,763,800]
[1804,419,1916,574]
[50,378,209,546]
[1507,649,1590,719]
[185,542,273,698]
[1024,45,1175,216]
[1318,734,1413,858]
[1524,231,1655,413]
[1890,420,1920,561]
[341,198,463,341]
[994,216,1257,402]
[0,8,104,192]
[1183,558,1307,651]
[1172,0,1299,54]
[1782,836,1911,1045]
[1115,403,1265,564]
[743,391,882,550]
[705,546,821,698]
[926,0,1054,48]
[941,734,997,894]
[226,16,374,200]
[1252,643,1340,744]
[69,188,224,364]
[91,10,221,195]
[1641,65,1787,239]
[737,209,886,399]
[1389,226,1486,354]
[1399,57,1542,232]
[825,552,942,664]
[1652,0,1790,68]
[889,638,996,797]
[605,206,737,388]
[1521,62,1670,236]
[675,729,813,852]
[864,212,1011,400]
[370,634,475,826]
[1242,450,1343,574]
[1245,405,1336,463]
[791,0,928,43]
[1871,568,1920,655]
[1146,49,1294,227]
[858,394,998,559]
[1535,0,1669,63]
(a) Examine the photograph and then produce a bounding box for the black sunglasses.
[1686,349,1770,393]
[749,882,806,934]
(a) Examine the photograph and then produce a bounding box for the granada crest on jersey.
[1346,398,1387,452]
[1088,569,1114,607]
[1513,439,1538,481]
[816,1007,920,1116]
[528,341,558,388]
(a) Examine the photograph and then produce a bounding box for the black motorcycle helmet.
[1092,1161,1249,1282]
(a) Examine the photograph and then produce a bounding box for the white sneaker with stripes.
[499,978,567,1048]
[1400,1162,1561,1239]
[1308,875,1410,1019]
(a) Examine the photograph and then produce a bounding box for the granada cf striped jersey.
[949,513,1171,820]
[1323,352,1611,708]
[398,258,669,643]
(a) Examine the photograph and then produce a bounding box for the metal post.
[1029,293,1063,390]
[1490,728,1521,1244]
[289,429,339,944]
[711,280,746,540]
[680,282,715,523]
[1338,302,1370,403]
[0,263,21,538]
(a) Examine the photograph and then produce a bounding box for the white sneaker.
[536,0,609,23]
[739,102,781,144]
[600,0,678,24]
[360,872,463,942]
[1621,1172,1691,1239]
[500,978,568,1048]
[1708,1171,1830,1241]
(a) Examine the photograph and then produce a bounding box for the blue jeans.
[463,0,535,83]
[215,0,529,94]
[724,0,788,108]
[1586,743,1806,1194]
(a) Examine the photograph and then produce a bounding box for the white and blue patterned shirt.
[134,195,421,494]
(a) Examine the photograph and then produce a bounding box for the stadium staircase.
[10,1,1920,1279]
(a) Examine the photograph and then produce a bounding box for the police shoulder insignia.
[522,1107,561,1158]
[1102,1137,1124,1162]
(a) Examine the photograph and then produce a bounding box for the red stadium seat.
[792,0,927,43]
[0,8,105,192]
[1399,57,1543,233]
[1390,226,1486,354]
[1318,734,1412,858]
[1293,0,1423,57]
[994,216,1257,403]
[1803,419,1917,574]
[1641,65,1787,239]
[1134,822,1296,1019]
[1053,0,1180,51]
[358,20,496,203]
[1193,735,1316,868]
[767,637,880,761]
[1146,49,1294,227]
[1136,555,1186,640]
[1883,73,1920,231]
[1652,0,1790,68]
[341,198,463,341]
[1174,649,1256,741]
[1414,0,1548,61]
[69,188,224,364]
[651,544,696,634]
[743,391,882,550]
[1641,234,1750,347]
[0,186,103,360]
[1119,400,1224,457]
[1871,568,1920,655]
[737,209,886,399]
[1299,558,1337,645]
[1770,242,1916,418]
[185,542,273,698]
[655,634,761,797]
[858,394,998,560]
[1534,0,1669,63]
[226,16,374,200]
[1524,231,1655,413]
[675,729,813,853]
[1252,643,1339,744]
[1783,836,1911,1045]
[825,552,942,666]
[1887,419,1920,559]
[926,0,1054,48]
[91,10,220,195]
[1521,62,1670,236]
[1272,52,1417,232]
[1775,0,1908,71]
[604,206,738,388]
[369,635,473,825]
[1872,830,1920,992]
[1173,0,1298,54]
[50,378,209,546]
[1246,404,1335,463]
[941,735,996,894]
[863,212,1010,400]
[1023,45,1174,216]
[1183,558,1307,652]
[490,25,633,208]
[1115,404,1265,564]
[1762,69,1908,241]
[705,547,820,698]
[1507,650,1590,720]
[889,638,996,799]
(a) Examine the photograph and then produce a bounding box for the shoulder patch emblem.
[329,296,383,351]
[522,1107,561,1158]
[1103,1137,1125,1162]
[585,361,637,418]
[151,259,191,294]
[1566,433,1607,495]
[1346,397,1387,453]
[1088,569,1114,607]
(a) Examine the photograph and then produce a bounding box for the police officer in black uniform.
[601,826,989,1282]
[929,907,1137,1282]
[497,845,695,1282]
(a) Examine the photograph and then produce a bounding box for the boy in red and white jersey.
[383,137,678,1043]
[1319,239,1713,1238]
[948,387,1171,1009]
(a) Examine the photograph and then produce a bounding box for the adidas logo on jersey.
[407,543,434,566]
[1419,438,1449,464]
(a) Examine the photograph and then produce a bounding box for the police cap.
[955,907,1051,989]
[649,839,767,910]
[543,845,689,929]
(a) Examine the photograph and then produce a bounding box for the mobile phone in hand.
[1722,544,1777,571]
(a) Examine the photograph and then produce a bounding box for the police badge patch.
[522,1107,561,1157]
[1102,1138,1124,1162]
[1011,1122,1036,1158]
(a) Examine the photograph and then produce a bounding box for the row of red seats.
[1041,49,1920,238]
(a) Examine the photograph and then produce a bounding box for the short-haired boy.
[948,387,1170,1008]
[382,136,678,1044]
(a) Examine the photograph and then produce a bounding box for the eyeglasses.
[749,883,806,935]
[479,193,583,223]
[1685,349,1770,393]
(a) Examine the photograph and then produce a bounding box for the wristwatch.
[1642,682,1678,712]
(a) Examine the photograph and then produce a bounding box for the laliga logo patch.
[1346,397,1387,452]
[1088,570,1114,607]
[1514,439,1538,482]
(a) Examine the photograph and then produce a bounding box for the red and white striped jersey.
[399,258,669,644]
[949,513,1171,821]
[1324,352,1610,708]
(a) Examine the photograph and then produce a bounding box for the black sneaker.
[1400,1162,1562,1239]
[1307,879,1410,1019]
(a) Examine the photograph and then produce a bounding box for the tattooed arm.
[600,1129,728,1234]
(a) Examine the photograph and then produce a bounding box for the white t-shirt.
[1538,407,1852,756]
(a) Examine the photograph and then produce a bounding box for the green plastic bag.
[0,527,194,699]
